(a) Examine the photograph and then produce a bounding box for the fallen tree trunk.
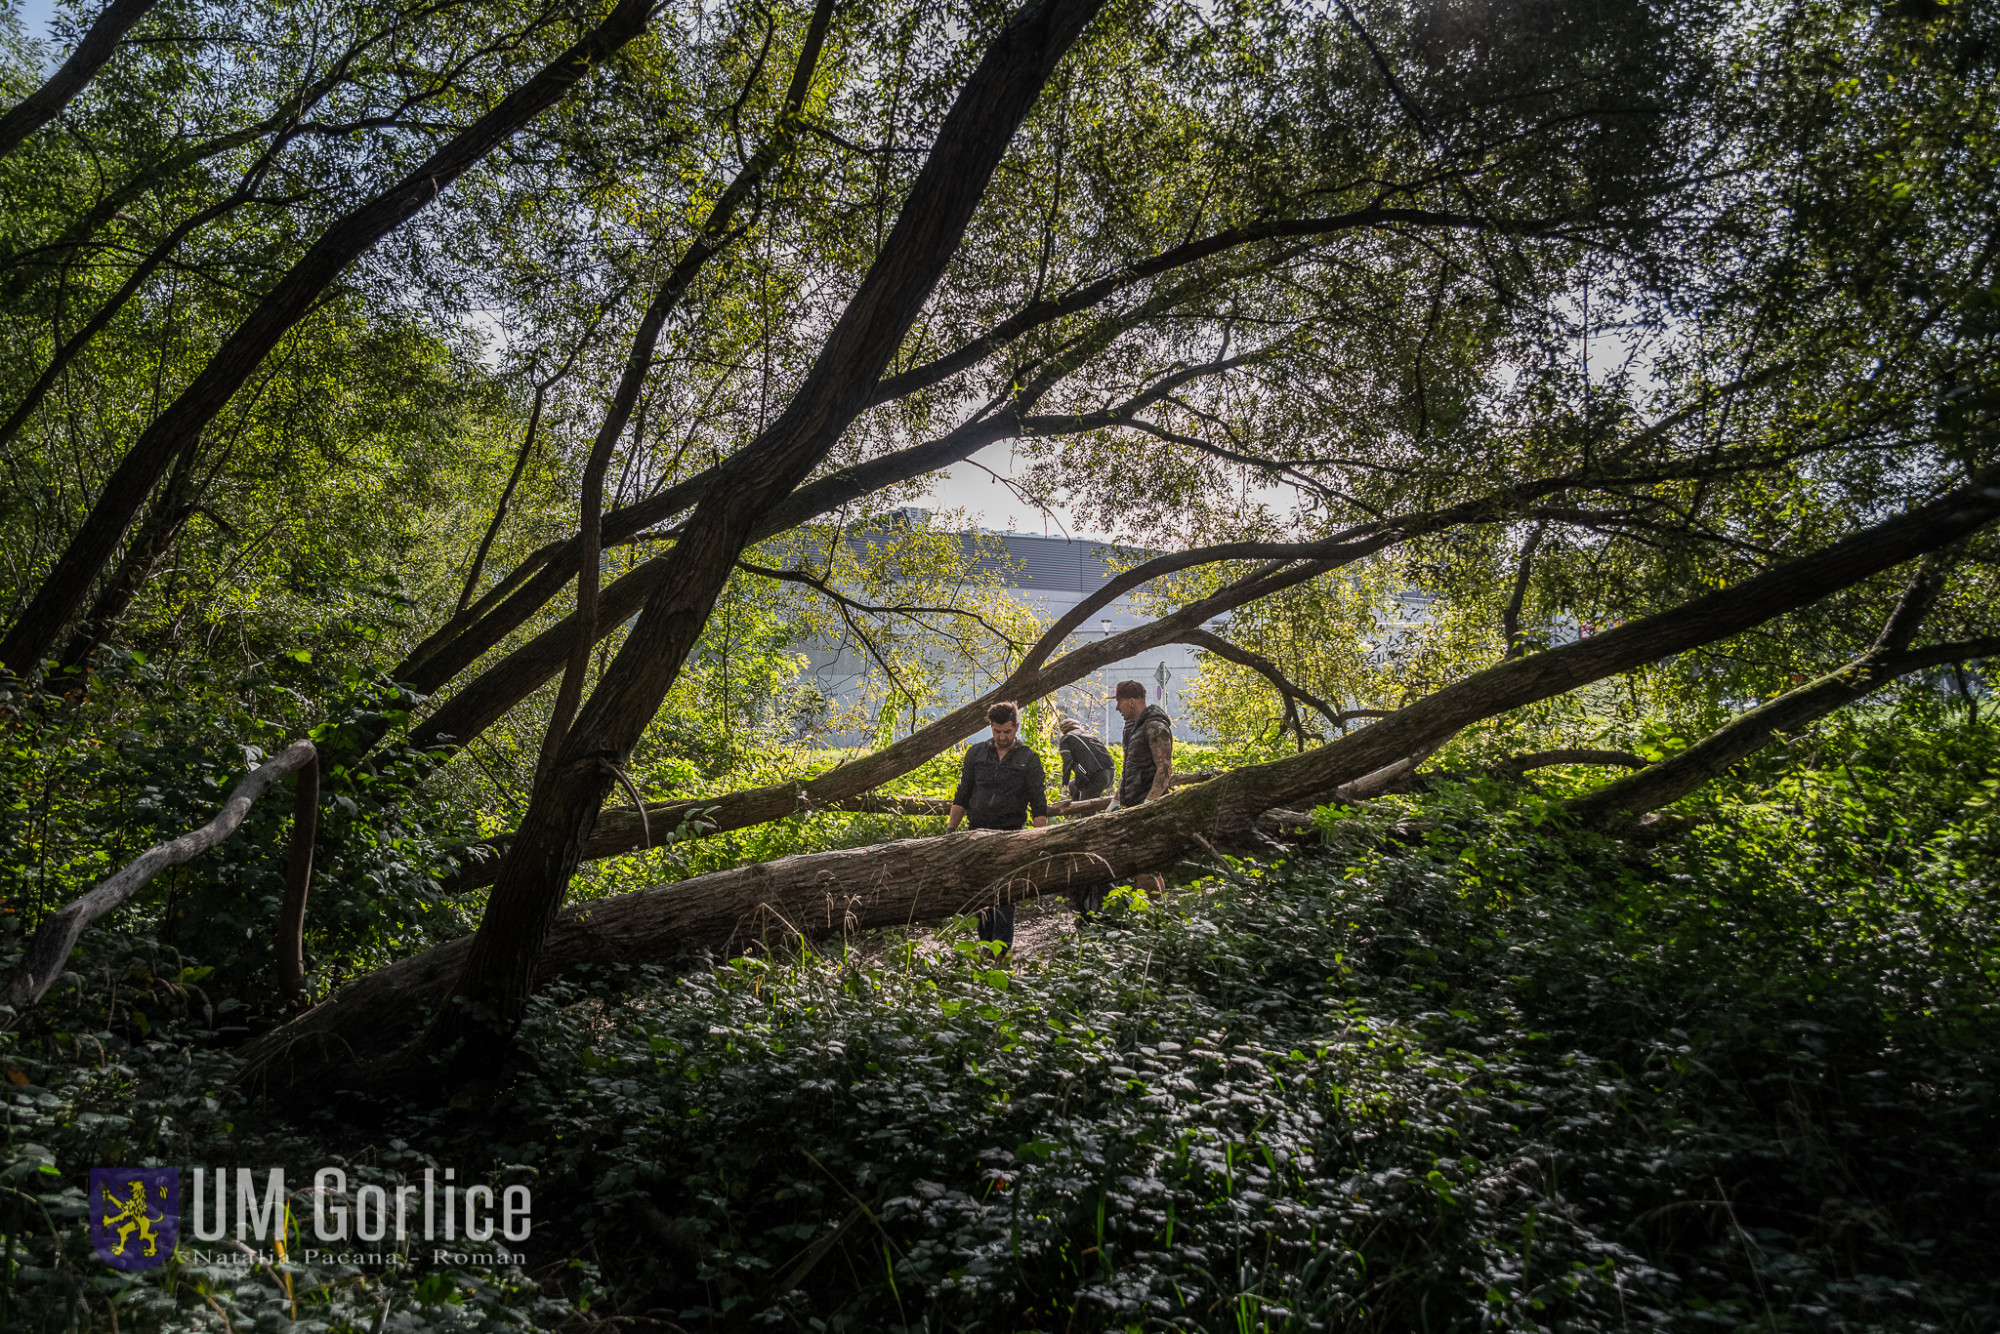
[238,468,2000,1092]
[2,741,316,1017]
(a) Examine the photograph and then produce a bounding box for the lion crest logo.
[89,1168,178,1270]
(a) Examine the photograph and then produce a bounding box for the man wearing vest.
[1066,680,1173,920]
[1056,717,1115,801]
[945,701,1049,953]
[1112,679,1174,809]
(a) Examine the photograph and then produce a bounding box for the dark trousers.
[1070,882,1107,923]
[1067,770,1112,801]
[971,820,1022,952]
[977,900,1015,951]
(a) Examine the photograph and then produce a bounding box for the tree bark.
[0,0,157,160]
[420,0,1112,1068]
[0,0,658,678]
[1,740,316,1017]
[238,468,2000,1092]
[277,755,321,1004]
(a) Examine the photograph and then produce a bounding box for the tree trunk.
[0,0,157,159]
[238,468,2000,1093]
[277,756,321,1004]
[0,0,657,678]
[419,0,1113,1070]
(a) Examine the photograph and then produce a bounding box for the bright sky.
[914,439,1110,540]
[12,0,56,44]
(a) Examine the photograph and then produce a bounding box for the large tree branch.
[1564,634,2000,825]
[1565,552,1982,824]
[2,741,316,1017]
[0,0,157,160]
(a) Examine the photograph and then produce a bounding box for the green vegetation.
[4,712,1996,1330]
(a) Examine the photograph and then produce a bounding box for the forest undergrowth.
[1,718,1996,1332]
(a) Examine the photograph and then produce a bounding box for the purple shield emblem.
[90,1168,179,1269]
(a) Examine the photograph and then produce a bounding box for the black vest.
[1118,704,1172,805]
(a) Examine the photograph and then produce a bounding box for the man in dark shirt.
[946,701,1048,952]
[1056,717,1114,801]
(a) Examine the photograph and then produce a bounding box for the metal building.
[796,524,1219,744]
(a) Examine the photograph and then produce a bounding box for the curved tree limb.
[0,0,157,160]
[1179,626,1345,748]
[1564,550,1977,825]
[1563,635,2000,825]
[2,740,317,1017]
[1493,748,1649,777]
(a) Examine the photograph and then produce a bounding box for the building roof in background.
[867,510,1150,594]
[960,530,1149,593]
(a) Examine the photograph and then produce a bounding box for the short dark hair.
[1114,680,1146,701]
[987,701,1018,726]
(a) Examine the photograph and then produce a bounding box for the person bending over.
[945,701,1048,952]
[1056,716,1115,801]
